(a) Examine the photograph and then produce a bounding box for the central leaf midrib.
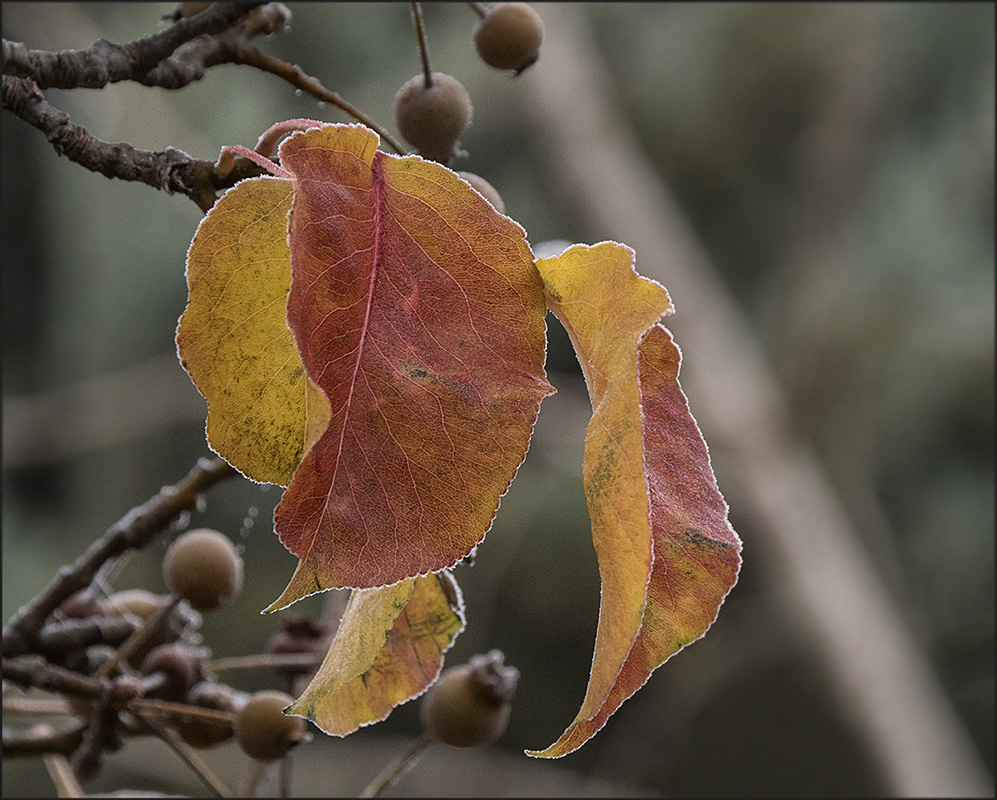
[309,152,387,555]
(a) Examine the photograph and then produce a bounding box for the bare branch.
[2,458,237,658]
[34,616,137,661]
[2,657,104,700]
[44,752,85,798]
[2,721,87,758]
[131,711,232,798]
[3,75,270,210]
[1,3,266,90]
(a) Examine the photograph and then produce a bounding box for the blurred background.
[2,2,993,796]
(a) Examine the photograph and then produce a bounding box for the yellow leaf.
[529,242,740,758]
[538,242,672,727]
[176,177,329,485]
[287,572,465,736]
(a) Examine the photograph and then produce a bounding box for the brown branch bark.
[0,3,266,89]
[2,2,403,208]
[2,457,237,658]
[2,74,263,211]
[2,722,87,758]
[2,657,103,700]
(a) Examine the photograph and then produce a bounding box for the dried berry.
[474,3,544,74]
[235,690,309,761]
[265,614,325,676]
[175,681,242,749]
[162,529,243,612]
[106,589,188,666]
[140,643,203,701]
[420,650,518,748]
[58,589,109,620]
[395,73,473,163]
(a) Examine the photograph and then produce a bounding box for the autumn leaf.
[287,571,465,736]
[267,124,553,608]
[176,177,329,486]
[528,242,742,758]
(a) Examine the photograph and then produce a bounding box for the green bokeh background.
[3,3,993,796]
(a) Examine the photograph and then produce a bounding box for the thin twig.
[209,652,320,673]
[132,710,232,798]
[2,721,87,758]
[359,732,434,798]
[34,616,137,661]
[279,753,294,798]
[244,759,276,798]
[411,3,433,88]
[2,457,237,658]
[2,657,104,699]
[131,697,237,725]
[95,595,181,680]
[1,75,262,212]
[231,46,406,154]
[71,695,121,782]
[43,753,84,798]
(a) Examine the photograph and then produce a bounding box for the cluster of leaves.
[3,4,741,789]
[177,110,741,757]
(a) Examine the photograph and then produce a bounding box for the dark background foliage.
[3,3,993,796]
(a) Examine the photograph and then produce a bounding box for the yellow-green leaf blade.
[176,177,329,486]
[529,323,741,758]
[529,242,740,758]
[535,242,672,729]
[287,573,465,736]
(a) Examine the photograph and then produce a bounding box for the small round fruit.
[106,589,186,666]
[140,643,202,700]
[235,690,308,761]
[457,172,506,215]
[106,588,164,621]
[420,650,518,748]
[175,682,241,749]
[474,3,544,73]
[163,529,243,612]
[394,73,473,163]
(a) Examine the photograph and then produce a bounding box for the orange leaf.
[287,572,465,736]
[269,124,552,607]
[528,243,741,758]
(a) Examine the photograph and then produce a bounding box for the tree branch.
[2,657,104,700]
[3,2,403,207]
[2,722,87,758]
[2,74,264,211]
[2,457,237,658]
[1,3,267,90]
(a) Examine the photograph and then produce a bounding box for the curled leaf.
[528,242,741,758]
[287,572,465,736]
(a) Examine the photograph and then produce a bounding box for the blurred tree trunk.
[523,4,992,796]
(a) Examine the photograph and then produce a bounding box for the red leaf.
[266,125,552,608]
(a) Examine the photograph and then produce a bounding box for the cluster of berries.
[394,3,544,212]
[54,529,313,773]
